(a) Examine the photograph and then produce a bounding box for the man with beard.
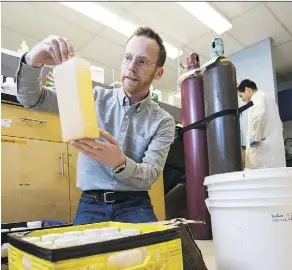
[16,27,176,224]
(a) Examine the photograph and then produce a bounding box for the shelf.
[1,51,182,121]
[1,93,21,106]
[1,51,112,90]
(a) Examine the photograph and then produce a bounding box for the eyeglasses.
[121,53,157,69]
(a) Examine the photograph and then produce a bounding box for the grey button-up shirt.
[16,60,176,191]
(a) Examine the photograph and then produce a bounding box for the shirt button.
[137,108,140,112]
[125,115,129,119]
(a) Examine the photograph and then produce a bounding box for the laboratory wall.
[283,121,292,140]
[278,79,292,138]
[229,38,277,146]
[278,79,292,92]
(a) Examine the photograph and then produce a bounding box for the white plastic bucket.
[208,197,292,270]
[204,168,292,270]
[208,186,292,200]
[204,167,292,191]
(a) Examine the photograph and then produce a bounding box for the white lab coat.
[245,90,286,169]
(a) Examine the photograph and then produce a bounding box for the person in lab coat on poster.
[237,79,286,169]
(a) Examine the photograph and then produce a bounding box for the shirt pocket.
[124,135,150,162]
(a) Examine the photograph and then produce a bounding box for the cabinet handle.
[59,152,64,176]
[20,117,47,124]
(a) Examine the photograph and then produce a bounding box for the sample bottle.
[54,57,100,142]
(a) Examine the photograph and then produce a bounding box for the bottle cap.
[63,231,83,238]
[79,235,102,245]
[42,233,63,242]
[121,229,141,236]
[27,221,42,229]
[10,227,27,232]
[6,77,14,84]
[23,237,40,243]
[54,237,79,248]
[36,241,53,248]
[83,228,102,236]
[101,227,119,233]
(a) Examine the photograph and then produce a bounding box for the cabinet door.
[149,174,166,221]
[68,145,82,222]
[1,103,62,142]
[1,136,70,223]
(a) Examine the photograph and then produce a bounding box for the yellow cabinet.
[149,174,166,221]
[1,136,70,223]
[1,103,166,224]
[1,103,62,142]
[68,145,82,222]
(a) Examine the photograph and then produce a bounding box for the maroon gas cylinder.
[180,53,212,240]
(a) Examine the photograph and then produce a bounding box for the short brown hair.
[127,26,167,67]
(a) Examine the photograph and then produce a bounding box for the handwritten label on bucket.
[271,213,292,223]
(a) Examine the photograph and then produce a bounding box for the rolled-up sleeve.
[251,98,267,142]
[114,115,176,190]
[16,57,59,113]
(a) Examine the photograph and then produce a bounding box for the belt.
[83,190,150,203]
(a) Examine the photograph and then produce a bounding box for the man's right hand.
[25,35,75,68]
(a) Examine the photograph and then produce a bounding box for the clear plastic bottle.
[79,235,102,245]
[120,228,141,237]
[53,57,100,142]
[101,227,119,234]
[18,40,29,53]
[107,249,144,269]
[3,77,17,95]
[1,243,9,258]
[23,237,40,243]
[103,233,124,241]
[27,221,42,229]
[83,228,103,236]
[63,231,83,238]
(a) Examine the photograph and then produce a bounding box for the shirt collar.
[118,88,151,112]
[251,90,261,102]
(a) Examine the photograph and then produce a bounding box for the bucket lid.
[208,197,292,208]
[204,167,292,186]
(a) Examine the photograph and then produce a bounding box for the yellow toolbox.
[8,222,183,269]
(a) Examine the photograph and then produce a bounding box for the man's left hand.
[70,130,126,168]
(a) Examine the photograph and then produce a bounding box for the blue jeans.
[73,193,158,225]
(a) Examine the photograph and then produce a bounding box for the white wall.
[229,38,277,146]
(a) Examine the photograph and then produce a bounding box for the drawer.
[1,103,62,142]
